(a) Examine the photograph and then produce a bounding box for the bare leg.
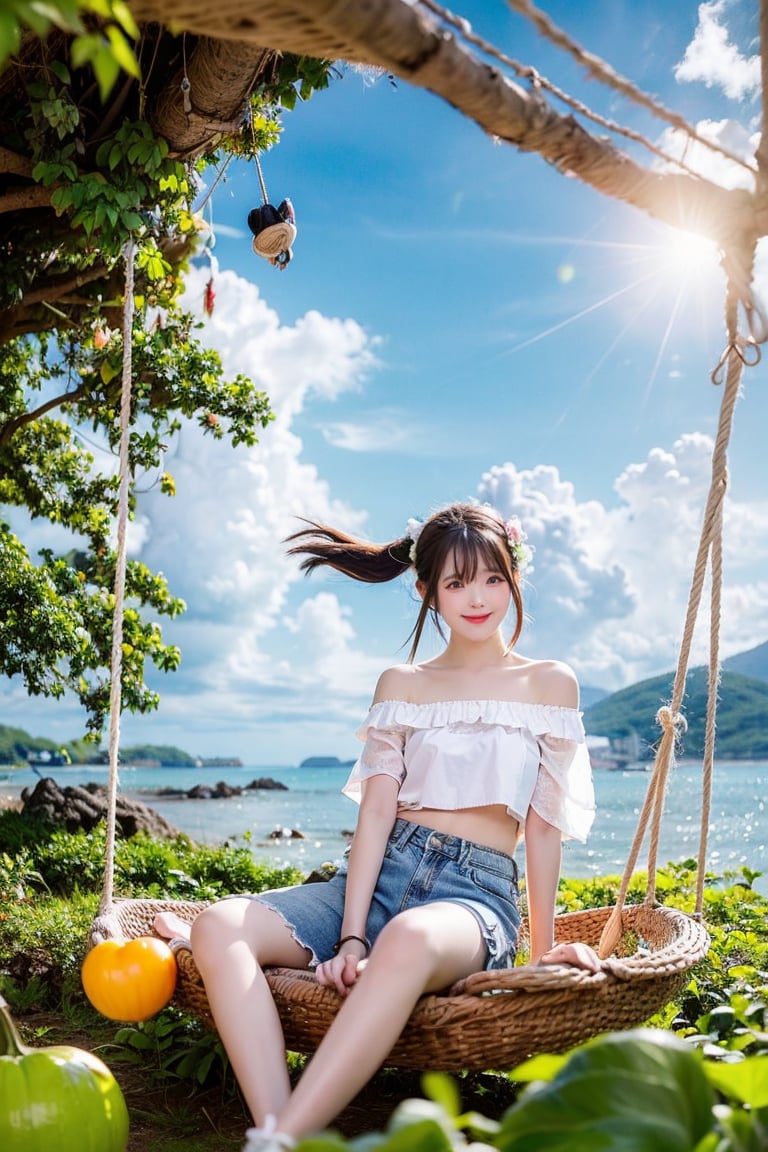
[276,902,486,1139]
[188,899,313,1124]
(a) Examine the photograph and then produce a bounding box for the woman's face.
[430,549,512,641]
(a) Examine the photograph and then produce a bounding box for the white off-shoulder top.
[342,699,596,843]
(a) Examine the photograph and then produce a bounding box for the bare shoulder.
[372,663,419,705]
[526,658,580,708]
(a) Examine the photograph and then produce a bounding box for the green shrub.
[0,817,304,898]
[0,808,52,855]
[0,889,98,1007]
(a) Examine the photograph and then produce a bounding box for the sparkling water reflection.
[3,760,766,893]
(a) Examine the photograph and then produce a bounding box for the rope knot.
[656,705,687,737]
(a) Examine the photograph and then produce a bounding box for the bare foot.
[153,911,193,942]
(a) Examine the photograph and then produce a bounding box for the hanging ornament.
[203,276,215,316]
[247,148,297,271]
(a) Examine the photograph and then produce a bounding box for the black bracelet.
[332,934,371,956]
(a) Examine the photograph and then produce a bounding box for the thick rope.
[598,272,746,957]
[254,148,269,206]
[419,0,745,183]
[698,526,722,911]
[503,0,757,177]
[93,239,135,940]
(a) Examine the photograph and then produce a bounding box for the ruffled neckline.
[359,699,585,741]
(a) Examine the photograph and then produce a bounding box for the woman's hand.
[537,941,601,972]
[315,948,368,995]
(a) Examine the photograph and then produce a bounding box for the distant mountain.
[723,640,768,683]
[580,684,609,709]
[583,665,768,761]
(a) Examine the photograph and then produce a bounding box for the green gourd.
[0,993,129,1151]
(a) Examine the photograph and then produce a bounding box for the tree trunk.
[148,38,278,158]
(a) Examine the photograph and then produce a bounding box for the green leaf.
[69,30,101,69]
[705,1056,768,1108]
[31,0,83,33]
[421,1072,461,1118]
[90,42,121,101]
[119,209,144,230]
[508,1050,570,1083]
[109,0,139,37]
[99,359,119,385]
[106,24,140,79]
[49,58,71,83]
[497,1030,716,1152]
[384,1099,462,1150]
[0,12,21,68]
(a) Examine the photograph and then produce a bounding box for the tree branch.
[0,266,113,346]
[0,185,54,214]
[0,146,34,177]
[0,382,90,448]
[127,0,760,244]
[19,265,111,308]
[148,38,276,157]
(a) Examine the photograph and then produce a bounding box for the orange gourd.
[82,936,177,1022]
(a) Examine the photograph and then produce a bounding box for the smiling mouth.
[464,614,492,623]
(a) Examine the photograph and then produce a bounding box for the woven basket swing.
[88,240,768,1073]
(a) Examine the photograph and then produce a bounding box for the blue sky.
[4,0,768,764]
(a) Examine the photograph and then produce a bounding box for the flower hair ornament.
[405,517,424,564]
[404,513,534,573]
[503,516,535,574]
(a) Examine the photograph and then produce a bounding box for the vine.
[0,13,334,735]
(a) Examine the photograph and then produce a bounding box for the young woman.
[155,501,598,1152]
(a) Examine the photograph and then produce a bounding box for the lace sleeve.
[530,734,596,842]
[341,727,406,804]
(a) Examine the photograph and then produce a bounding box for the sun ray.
[502,268,660,355]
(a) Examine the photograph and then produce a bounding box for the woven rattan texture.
[109,898,709,1072]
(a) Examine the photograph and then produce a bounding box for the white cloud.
[283,591,386,695]
[6,260,768,762]
[656,117,758,189]
[478,433,768,690]
[675,1,761,100]
[320,409,425,453]
[131,266,379,694]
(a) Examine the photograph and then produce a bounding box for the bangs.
[446,530,510,584]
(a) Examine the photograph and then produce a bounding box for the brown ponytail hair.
[286,502,525,659]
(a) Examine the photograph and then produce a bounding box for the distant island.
[0,728,242,770]
[299,756,356,769]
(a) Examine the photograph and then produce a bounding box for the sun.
[657,226,720,280]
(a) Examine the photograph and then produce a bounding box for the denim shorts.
[251,817,521,971]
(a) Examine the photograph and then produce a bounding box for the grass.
[3,803,767,1149]
[13,1008,519,1151]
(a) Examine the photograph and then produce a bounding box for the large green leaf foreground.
[296,1031,767,1152]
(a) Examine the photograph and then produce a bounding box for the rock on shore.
[20,776,183,839]
[155,777,288,800]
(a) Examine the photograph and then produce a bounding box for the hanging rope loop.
[711,335,761,385]
[712,235,766,386]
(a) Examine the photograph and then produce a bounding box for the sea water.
[3,760,766,893]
